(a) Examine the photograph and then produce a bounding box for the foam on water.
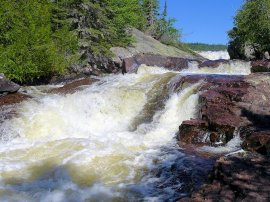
[0,61,251,201]
[0,66,201,201]
[181,60,251,75]
[197,51,230,60]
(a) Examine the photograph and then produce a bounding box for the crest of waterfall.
[197,51,230,60]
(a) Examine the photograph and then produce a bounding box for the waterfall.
[0,61,250,201]
[197,50,230,60]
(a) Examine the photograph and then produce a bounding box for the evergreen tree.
[0,0,77,82]
[143,0,159,28]
[228,0,270,59]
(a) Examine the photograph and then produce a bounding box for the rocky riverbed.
[0,55,270,201]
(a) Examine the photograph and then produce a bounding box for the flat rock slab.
[0,93,29,108]
[179,152,270,202]
[49,78,98,95]
[122,53,201,73]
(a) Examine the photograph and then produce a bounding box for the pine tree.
[143,0,159,27]
[162,0,168,18]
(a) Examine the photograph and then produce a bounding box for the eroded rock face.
[177,73,270,154]
[122,54,201,73]
[0,73,20,94]
[251,60,270,73]
[177,75,251,147]
[242,131,270,155]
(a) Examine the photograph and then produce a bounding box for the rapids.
[197,50,230,60]
[0,62,251,201]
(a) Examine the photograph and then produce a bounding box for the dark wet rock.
[177,73,270,154]
[0,92,30,107]
[251,60,270,72]
[242,131,270,156]
[180,152,270,202]
[177,74,251,148]
[178,120,209,146]
[0,73,20,94]
[49,78,98,95]
[241,73,270,128]
[122,54,201,73]
[198,59,229,68]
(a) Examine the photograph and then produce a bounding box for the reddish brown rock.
[177,74,251,148]
[178,120,209,146]
[242,131,270,155]
[122,53,201,73]
[251,60,270,72]
[180,153,270,202]
[49,78,98,94]
[199,59,229,68]
[0,93,29,107]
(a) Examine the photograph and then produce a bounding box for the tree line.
[186,43,227,52]
[0,0,181,83]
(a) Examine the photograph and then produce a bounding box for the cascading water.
[0,61,251,201]
[197,50,230,60]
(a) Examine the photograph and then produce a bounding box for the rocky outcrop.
[49,78,98,94]
[177,73,270,152]
[251,60,270,72]
[242,131,270,155]
[0,73,20,94]
[111,29,203,66]
[0,92,29,108]
[198,59,229,68]
[63,29,203,78]
[177,74,251,147]
[122,54,201,73]
[180,152,270,202]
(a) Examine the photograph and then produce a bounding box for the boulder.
[122,53,201,73]
[177,74,251,147]
[0,73,20,94]
[242,131,270,155]
[251,60,270,73]
[178,120,209,146]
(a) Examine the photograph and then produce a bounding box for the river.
[0,58,251,201]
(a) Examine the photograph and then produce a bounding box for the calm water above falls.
[0,62,251,201]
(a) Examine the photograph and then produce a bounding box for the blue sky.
[159,0,244,44]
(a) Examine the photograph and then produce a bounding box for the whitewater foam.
[197,51,230,60]
[0,61,251,201]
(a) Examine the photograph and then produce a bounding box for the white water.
[0,63,249,201]
[197,50,230,60]
[182,60,251,75]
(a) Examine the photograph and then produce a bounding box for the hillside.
[111,29,203,64]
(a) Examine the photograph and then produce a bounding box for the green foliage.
[228,0,270,59]
[0,0,183,82]
[142,0,181,45]
[186,43,227,51]
[0,0,78,83]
